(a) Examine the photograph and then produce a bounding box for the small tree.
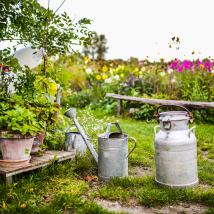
[0,0,92,75]
[83,32,108,60]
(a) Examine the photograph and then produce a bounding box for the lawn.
[0,109,213,214]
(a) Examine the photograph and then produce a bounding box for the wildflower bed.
[0,109,213,214]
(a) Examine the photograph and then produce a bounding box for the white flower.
[114,75,120,80]
[141,67,146,72]
[171,78,176,83]
[160,72,166,77]
[104,78,112,84]
[85,68,93,74]
[211,70,214,74]
[167,68,173,74]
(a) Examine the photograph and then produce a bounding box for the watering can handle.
[66,123,90,138]
[66,124,76,133]
[156,105,193,121]
[127,137,137,158]
[105,122,123,135]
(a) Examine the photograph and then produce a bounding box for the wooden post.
[117,99,123,115]
[1,174,13,185]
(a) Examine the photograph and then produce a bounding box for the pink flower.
[177,65,184,72]
[204,59,212,71]
[169,59,180,69]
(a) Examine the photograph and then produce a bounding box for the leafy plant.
[0,105,41,136]
[62,90,93,109]
[132,104,155,120]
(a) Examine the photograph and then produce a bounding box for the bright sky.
[11,0,214,60]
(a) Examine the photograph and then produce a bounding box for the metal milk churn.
[98,122,136,181]
[154,105,198,188]
[64,124,87,155]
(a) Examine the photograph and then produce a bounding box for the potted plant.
[27,75,60,154]
[0,103,41,167]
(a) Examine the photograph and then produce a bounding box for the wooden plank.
[106,93,214,109]
[0,150,75,178]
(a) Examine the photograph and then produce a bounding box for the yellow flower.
[29,188,34,193]
[95,75,101,81]
[102,74,108,80]
[2,201,7,209]
[84,56,90,64]
[20,203,27,208]
[102,65,108,72]
[120,73,124,78]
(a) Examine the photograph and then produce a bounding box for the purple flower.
[182,60,193,70]
[204,59,212,71]
[169,59,180,69]
[177,65,184,72]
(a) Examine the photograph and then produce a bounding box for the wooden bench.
[106,93,214,115]
[0,150,75,184]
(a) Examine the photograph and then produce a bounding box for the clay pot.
[31,132,45,154]
[0,132,34,167]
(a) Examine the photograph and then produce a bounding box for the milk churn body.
[154,107,198,188]
[98,123,136,181]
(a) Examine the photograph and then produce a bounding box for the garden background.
[0,0,213,213]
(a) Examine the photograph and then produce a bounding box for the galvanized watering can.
[98,122,136,181]
[64,124,87,155]
[64,108,136,181]
[154,105,198,188]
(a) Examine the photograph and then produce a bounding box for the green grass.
[0,109,213,213]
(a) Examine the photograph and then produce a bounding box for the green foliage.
[62,90,93,109]
[132,104,155,120]
[55,56,214,123]
[178,70,214,101]
[0,105,41,136]
[0,110,213,212]
[0,0,92,76]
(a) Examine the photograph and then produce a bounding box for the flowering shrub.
[169,59,213,73]
[54,55,214,122]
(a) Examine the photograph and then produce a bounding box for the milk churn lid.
[156,105,193,122]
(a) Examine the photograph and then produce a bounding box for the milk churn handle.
[105,122,123,137]
[156,105,193,121]
[127,137,137,158]
[154,125,160,137]
[188,126,196,138]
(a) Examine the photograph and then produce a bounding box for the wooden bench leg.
[5,175,13,184]
[1,175,13,185]
[0,174,12,184]
[117,99,123,116]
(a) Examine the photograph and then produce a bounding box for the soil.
[95,199,209,214]
[129,165,153,177]
[202,151,214,163]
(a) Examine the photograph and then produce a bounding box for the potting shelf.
[0,150,76,184]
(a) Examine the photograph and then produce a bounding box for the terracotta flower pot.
[0,132,34,167]
[31,132,45,154]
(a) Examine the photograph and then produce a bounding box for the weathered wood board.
[0,150,75,184]
[106,93,214,115]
